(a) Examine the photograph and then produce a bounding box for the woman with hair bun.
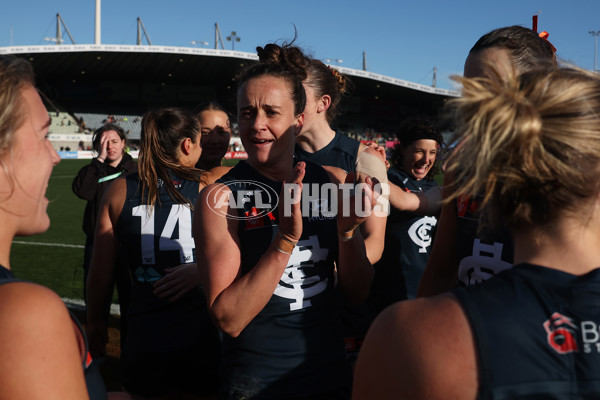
[195,45,376,399]
[257,42,388,264]
[354,66,600,399]
[255,42,389,366]
[87,107,222,400]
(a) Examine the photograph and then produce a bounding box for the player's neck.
[513,216,600,275]
[296,123,336,153]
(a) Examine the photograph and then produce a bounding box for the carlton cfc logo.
[543,312,579,354]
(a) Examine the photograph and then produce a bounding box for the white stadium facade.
[0,43,459,157]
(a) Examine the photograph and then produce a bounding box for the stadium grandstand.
[0,14,459,158]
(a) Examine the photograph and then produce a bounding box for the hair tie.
[539,31,557,53]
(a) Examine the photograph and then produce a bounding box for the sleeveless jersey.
[117,173,210,350]
[294,131,360,173]
[370,168,438,307]
[453,264,600,399]
[0,265,107,400]
[217,161,351,399]
[455,194,514,287]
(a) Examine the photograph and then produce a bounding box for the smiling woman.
[368,115,443,314]
[0,54,109,399]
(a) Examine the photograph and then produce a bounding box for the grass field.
[12,156,438,302]
[11,157,240,301]
[12,159,89,300]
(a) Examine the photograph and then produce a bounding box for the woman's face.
[104,130,126,164]
[237,75,302,168]
[1,85,60,235]
[400,139,438,181]
[197,110,231,168]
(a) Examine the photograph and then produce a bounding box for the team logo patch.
[543,312,579,354]
[407,216,437,253]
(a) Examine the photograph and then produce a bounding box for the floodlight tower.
[95,0,101,44]
[226,31,241,50]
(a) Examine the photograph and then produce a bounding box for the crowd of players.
[1,23,599,400]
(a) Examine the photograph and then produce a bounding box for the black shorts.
[121,340,220,397]
[120,297,221,397]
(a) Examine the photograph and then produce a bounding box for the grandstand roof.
[0,44,459,131]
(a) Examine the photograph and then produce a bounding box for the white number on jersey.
[131,204,195,265]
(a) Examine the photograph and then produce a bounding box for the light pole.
[226,31,240,50]
[589,31,600,71]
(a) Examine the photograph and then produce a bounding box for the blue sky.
[1,0,599,89]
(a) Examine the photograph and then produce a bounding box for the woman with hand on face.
[194,101,233,171]
[87,108,221,400]
[0,55,110,399]
[355,66,600,400]
[194,44,376,399]
[72,123,137,299]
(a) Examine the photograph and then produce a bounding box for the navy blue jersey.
[117,174,213,347]
[453,264,600,399]
[370,168,438,307]
[217,161,351,399]
[455,194,514,286]
[116,173,220,396]
[294,131,360,173]
[118,174,201,313]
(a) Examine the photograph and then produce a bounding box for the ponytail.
[446,67,600,230]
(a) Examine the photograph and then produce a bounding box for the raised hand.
[337,172,379,239]
[277,161,305,244]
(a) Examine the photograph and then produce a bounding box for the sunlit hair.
[0,55,35,198]
[237,43,307,116]
[257,42,350,122]
[445,67,600,232]
[139,107,202,210]
[470,25,557,73]
[91,123,127,153]
[305,59,350,123]
[390,115,443,181]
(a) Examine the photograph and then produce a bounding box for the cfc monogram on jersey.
[273,235,329,311]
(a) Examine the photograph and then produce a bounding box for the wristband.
[275,231,296,255]
[338,228,356,242]
[97,157,105,163]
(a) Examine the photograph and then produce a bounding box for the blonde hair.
[446,67,600,231]
[0,56,35,199]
